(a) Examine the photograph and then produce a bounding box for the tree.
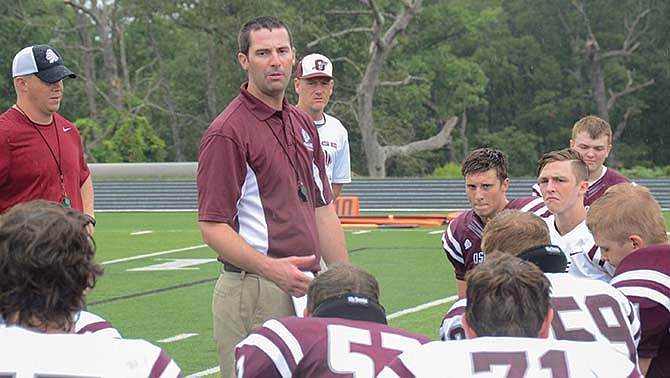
[305,0,494,177]
[564,0,655,166]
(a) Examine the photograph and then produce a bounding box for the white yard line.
[184,367,220,378]
[158,333,198,343]
[101,244,208,265]
[387,295,458,320]
[428,230,444,234]
[185,295,459,377]
[130,230,154,235]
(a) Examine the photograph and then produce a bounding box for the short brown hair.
[0,200,103,331]
[465,254,551,337]
[537,148,589,182]
[461,148,509,182]
[481,210,551,256]
[572,115,612,143]
[587,183,668,245]
[238,16,293,55]
[306,264,380,312]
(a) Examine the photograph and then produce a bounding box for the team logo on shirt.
[464,239,472,249]
[301,128,314,151]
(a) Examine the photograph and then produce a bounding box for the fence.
[92,177,670,212]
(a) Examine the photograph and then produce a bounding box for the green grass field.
[88,211,670,376]
[87,213,456,376]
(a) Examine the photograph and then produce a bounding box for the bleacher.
[92,178,670,212]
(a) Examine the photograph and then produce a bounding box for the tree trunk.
[65,0,124,110]
[74,11,98,121]
[206,35,219,121]
[460,108,468,160]
[117,22,132,94]
[147,18,184,161]
[586,43,610,122]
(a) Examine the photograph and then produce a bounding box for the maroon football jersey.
[611,244,670,377]
[583,168,631,207]
[442,196,549,280]
[235,316,431,377]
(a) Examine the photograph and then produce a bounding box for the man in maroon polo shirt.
[197,16,349,378]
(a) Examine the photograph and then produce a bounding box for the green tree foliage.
[473,126,541,177]
[76,113,167,162]
[1,0,668,176]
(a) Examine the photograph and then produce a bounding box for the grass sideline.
[88,211,670,376]
[88,212,455,375]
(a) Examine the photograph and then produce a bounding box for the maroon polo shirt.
[198,83,332,270]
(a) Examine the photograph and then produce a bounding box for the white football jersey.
[378,337,641,378]
[74,310,122,337]
[0,326,181,377]
[544,216,615,281]
[316,113,351,185]
[440,273,640,363]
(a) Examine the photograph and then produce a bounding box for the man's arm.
[80,175,94,216]
[315,203,348,266]
[199,221,316,297]
[456,279,467,299]
[80,175,94,234]
[331,183,344,198]
[638,357,652,375]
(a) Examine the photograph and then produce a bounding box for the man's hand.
[261,255,317,297]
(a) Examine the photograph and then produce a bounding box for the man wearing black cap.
[0,45,95,228]
[235,264,431,377]
[440,209,640,364]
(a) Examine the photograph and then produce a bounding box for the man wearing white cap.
[0,45,95,229]
[294,53,351,197]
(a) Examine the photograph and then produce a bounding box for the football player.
[0,200,180,376]
[587,183,670,377]
[532,115,632,207]
[382,254,641,377]
[235,264,431,377]
[442,148,548,297]
[440,210,640,365]
[537,148,614,280]
[74,310,122,337]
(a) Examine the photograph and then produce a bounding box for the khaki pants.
[212,271,294,378]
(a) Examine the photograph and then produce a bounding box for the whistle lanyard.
[14,105,70,208]
[266,114,309,203]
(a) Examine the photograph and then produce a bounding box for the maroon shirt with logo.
[0,108,90,213]
[611,244,670,378]
[235,316,431,377]
[197,83,332,271]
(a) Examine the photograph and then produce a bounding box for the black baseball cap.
[12,45,77,83]
[518,244,568,273]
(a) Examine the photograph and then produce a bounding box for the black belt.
[223,262,318,276]
[223,263,243,273]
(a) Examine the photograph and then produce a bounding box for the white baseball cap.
[12,45,76,83]
[296,53,333,79]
